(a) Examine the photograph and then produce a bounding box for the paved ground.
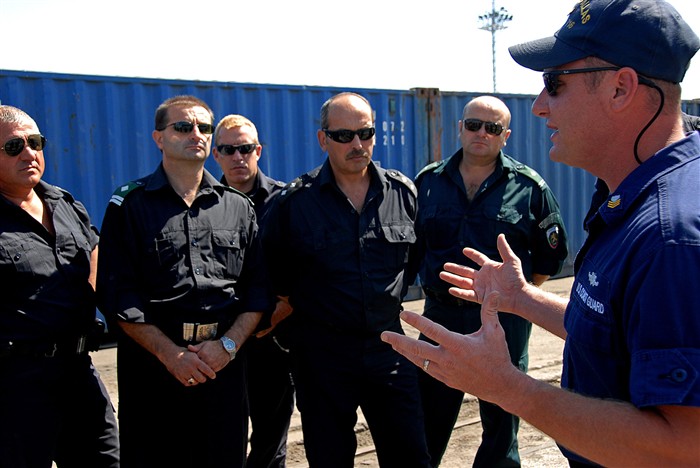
[91,276,575,467]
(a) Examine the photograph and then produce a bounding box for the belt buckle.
[183,322,218,342]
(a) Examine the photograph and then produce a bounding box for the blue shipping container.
[6,70,692,275]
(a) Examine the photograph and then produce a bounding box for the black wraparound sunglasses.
[542,67,621,96]
[323,127,375,143]
[462,119,505,136]
[216,143,258,155]
[157,121,214,134]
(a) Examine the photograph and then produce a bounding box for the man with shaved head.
[412,95,568,467]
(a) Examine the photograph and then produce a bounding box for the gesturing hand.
[439,233,527,314]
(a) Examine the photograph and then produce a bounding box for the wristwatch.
[220,336,237,361]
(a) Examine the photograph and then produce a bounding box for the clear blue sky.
[2,0,699,99]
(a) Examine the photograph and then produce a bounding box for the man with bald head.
[261,92,430,466]
[412,95,568,466]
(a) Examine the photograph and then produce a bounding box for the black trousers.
[419,297,532,467]
[245,333,295,468]
[117,336,249,468]
[290,323,430,468]
[0,353,119,468]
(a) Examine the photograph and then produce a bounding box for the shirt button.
[14,253,21,261]
[194,268,202,275]
[191,240,198,247]
[670,368,688,383]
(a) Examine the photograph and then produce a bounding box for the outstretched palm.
[439,234,527,314]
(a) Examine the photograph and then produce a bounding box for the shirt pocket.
[55,231,92,270]
[422,204,462,250]
[0,236,51,277]
[152,232,179,268]
[465,203,528,242]
[484,203,525,228]
[380,222,417,269]
[565,260,616,355]
[212,229,245,278]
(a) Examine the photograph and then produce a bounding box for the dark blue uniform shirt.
[221,168,285,330]
[261,160,417,335]
[97,164,272,340]
[563,132,700,463]
[1,180,98,343]
[220,168,285,223]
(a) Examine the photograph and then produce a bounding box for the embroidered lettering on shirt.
[575,282,605,314]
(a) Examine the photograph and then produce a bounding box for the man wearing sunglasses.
[97,96,273,467]
[0,105,119,467]
[213,114,294,468]
[411,95,568,467]
[261,92,430,466]
[382,1,700,467]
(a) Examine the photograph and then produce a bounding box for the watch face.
[221,337,236,355]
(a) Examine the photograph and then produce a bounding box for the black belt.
[424,288,472,307]
[0,336,89,359]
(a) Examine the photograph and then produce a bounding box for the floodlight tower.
[478,1,513,93]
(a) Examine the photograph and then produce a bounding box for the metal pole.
[478,1,513,93]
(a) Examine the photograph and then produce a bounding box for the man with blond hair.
[213,114,293,468]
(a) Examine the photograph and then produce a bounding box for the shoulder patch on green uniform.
[538,212,565,250]
[415,159,447,180]
[109,181,145,206]
[386,169,417,197]
[514,164,548,190]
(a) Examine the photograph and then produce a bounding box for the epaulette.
[109,180,145,206]
[385,169,417,197]
[54,185,75,203]
[415,159,448,181]
[277,175,311,203]
[220,184,255,207]
[513,164,548,190]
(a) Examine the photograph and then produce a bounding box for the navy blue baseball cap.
[508,0,700,83]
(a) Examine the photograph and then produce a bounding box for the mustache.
[346,149,370,159]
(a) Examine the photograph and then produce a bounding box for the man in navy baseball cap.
[381,1,700,467]
[509,0,699,83]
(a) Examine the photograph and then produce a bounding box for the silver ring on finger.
[187,377,196,385]
[422,359,430,372]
